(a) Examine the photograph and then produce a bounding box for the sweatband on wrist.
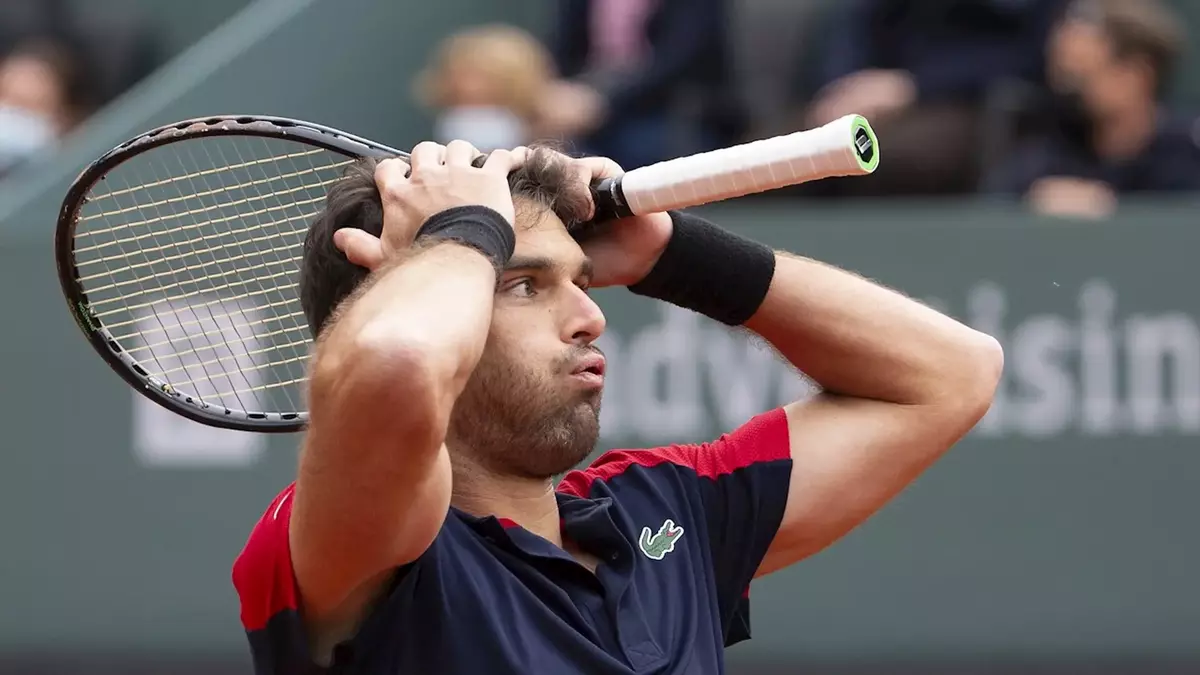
[628,210,776,326]
[415,205,515,275]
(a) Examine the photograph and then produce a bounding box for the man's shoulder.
[236,483,297,553]
[558,408,792,498]
[238,483,297,546]
[232,482,299,638]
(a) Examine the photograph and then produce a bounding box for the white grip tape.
[619,114,879,215]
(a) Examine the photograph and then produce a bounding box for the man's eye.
[507,279,536,297]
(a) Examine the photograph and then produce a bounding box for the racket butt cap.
[846,114,880,174]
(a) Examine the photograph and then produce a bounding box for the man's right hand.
[334,140,519,271]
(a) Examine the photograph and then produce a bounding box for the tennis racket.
[55,113,879,433]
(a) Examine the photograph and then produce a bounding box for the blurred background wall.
[1,0,1199,673]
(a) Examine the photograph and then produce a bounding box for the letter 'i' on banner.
[130,297,265,468]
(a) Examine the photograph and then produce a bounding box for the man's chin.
[550,411,601,472]
[576,387,603,415]
[524,444,596,480]
[547,446,596,478]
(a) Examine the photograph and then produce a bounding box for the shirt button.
[610,552,619,561]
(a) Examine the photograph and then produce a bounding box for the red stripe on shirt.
[558,408,791,498]
[232,483,301,632]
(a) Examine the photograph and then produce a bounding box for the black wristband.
[415,205,515,275]
[628,210,776,326]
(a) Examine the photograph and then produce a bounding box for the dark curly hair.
[298,146,592,338]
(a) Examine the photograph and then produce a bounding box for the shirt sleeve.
[560,408,793,646]
[231,483,319,675]
[687,408,793,645]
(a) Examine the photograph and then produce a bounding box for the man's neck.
[1093,100,1159,161]
[451,468,564,546]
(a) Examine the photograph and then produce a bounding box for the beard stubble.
[447,345,603,479]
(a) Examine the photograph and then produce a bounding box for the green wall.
[4,199,1200,661]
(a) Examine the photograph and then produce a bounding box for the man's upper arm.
[291,422,450,617]
[286,341,454,647]
[758,392,981,577]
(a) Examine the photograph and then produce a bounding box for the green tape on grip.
[849,115,880,174]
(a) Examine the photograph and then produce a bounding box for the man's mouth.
[569,353,606,387]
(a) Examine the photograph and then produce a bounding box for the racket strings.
[162,138,307,414]
[158,343,310,384]
[115,320,306,388]
[75,160,348,227]
[94,264,299,319]
[72,135,349,415]
[82,246,303,299]
[104,297,302,334]
[73,193,325,255]
[77,147,334,208]
[134,149,259,414]
[231,139,324,400]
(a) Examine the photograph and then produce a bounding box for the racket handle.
[592,114,879,221]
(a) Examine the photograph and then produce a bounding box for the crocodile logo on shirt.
[638,519,684,560]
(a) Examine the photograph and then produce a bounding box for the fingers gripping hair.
[299,146,593,339]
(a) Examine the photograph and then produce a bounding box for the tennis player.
[233,140,1003,674]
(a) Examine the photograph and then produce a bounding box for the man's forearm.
[315,240,496,404]
[744,252,1000,406]
[297,238,496,587]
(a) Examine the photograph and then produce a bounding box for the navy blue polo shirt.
[233,408,793,674]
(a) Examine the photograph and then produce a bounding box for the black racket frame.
[55,116,412,432]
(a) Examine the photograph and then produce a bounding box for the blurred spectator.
[729,0,837,142]
[984,0,1200,218]
[799,0,1066,197]
[415,25,554,152]
[541,0,742,170]
[0,38,90,177]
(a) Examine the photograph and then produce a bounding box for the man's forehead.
[508,211,591,277]
[514,209,573,250]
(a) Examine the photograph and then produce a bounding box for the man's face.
[446,202,606,479]
[1049,19,1151,119]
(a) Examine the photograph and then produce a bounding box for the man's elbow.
[948,331,1004,422]
[310,324,460,438]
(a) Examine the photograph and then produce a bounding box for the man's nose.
[564,285,606,344]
